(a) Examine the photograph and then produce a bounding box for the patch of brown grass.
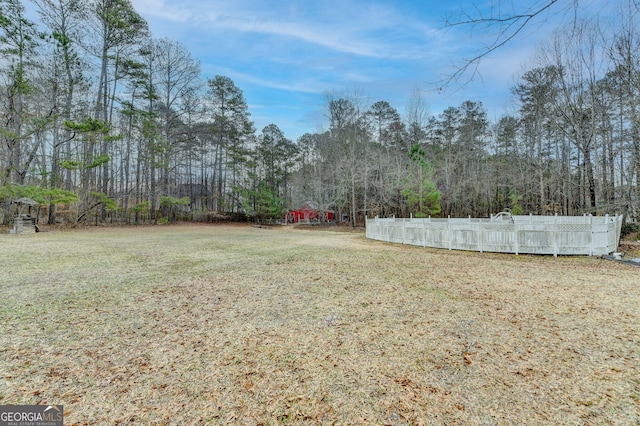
[0,224,638,424]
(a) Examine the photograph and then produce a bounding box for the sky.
[126,0,590,141]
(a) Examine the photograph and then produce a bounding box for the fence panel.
[365,214,623,256]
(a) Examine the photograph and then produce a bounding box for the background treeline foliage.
[1,0,638,225]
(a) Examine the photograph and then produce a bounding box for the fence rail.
[365,214,624,256]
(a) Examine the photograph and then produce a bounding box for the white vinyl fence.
[365,213,624,256]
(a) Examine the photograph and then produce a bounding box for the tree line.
[1,0,638,226]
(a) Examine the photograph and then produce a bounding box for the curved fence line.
[365,214,624,256]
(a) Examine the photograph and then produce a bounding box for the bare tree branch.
[439,0,572,89]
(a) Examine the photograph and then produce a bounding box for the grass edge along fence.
[365,213,624,257]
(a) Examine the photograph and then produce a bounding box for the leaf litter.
[0,224,638,424]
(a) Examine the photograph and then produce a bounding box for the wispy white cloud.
[133,0,443,60]
[130,0,192,22]
[210,66,334,95]
[212,18,389,58]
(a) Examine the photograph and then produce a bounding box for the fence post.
[387,216,391,243]
[589,215,595,256]
[448,215,452,250]
[402,218,411,244]
[553,213,558,257]
[616,214,623,252]
[604,214,609,254]
[514,219,519,255]
[422,217,426,248]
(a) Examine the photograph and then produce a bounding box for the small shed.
[284,201,335,224]
[11,198,39,234]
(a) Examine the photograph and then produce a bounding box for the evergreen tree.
[402,144,441,217]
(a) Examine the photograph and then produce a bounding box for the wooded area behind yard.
[1,0,640,227]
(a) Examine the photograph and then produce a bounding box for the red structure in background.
[284,202,334,224]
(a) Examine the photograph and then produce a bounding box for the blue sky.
[128,0,580,141]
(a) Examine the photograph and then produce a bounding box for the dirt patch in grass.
[1,224,638,424]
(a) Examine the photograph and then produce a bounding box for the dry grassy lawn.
[0,224,638,425]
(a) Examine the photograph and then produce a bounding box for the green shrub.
[621,222,639,238]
